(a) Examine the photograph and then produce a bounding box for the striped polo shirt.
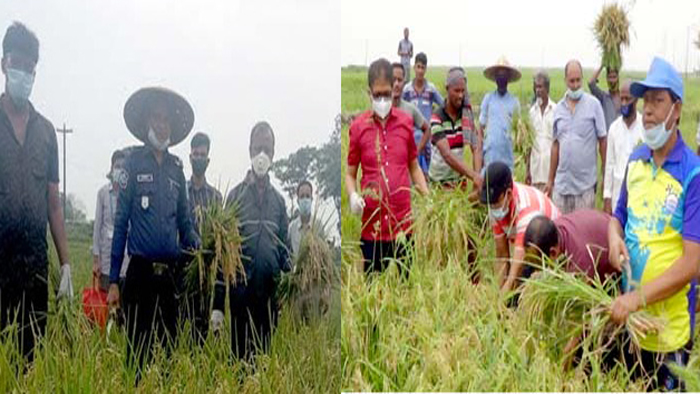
[428,105,477,183]
[492,182,560,248]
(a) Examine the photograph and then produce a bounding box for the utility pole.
[56,123,73,221]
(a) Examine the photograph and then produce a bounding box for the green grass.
[0,222,339,392]
[341,66,700,391]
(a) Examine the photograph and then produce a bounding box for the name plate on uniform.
[137,174,154,183]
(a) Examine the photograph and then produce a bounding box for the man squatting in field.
[0,22,74,362]
[346,58,428,276]
[108,87,200,382]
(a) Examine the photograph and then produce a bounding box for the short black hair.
[391,62,405,78]
[191,132,211,152]
[2,22,39,64]
[415,52,427,66]
[368,58,394,88]
[249,121,275,148]
[111,149,125,167]
[297,180,313,195]
[524,215,559,256]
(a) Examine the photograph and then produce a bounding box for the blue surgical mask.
[642,103,676,150]
[6,68,34,106]
[298,197,312,218]
[489,195,510,221]
[620,103,633,118]
[567,88,583,101]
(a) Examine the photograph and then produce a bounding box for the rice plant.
[593,3,631,71]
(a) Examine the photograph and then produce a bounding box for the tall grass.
[0,222,339,392]
[341,66,700,391]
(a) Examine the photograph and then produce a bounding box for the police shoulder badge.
[118,170,129,190]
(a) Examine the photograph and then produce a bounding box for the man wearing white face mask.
[108,86,199,383]
[346,58,428,276]
[481,162,560,295]
[607,57,700,391]
[545,60,607,214]
[288,180,318,262]
[212,121,292,360]
[92,150,130,291]
[0,22,73,362]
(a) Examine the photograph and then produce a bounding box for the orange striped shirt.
[492,182,560,247]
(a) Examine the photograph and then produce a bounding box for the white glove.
[349,192,365,215]
[58,264,74,301]
[210,309,224,333]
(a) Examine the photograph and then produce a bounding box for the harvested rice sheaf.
[279,222,338,320]
[593,3,630,71]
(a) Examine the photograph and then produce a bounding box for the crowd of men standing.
[0,21,322,384]
[345,27,700,390]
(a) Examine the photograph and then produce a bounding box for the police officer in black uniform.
[107,87,199,380]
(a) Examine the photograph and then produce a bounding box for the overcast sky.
[0,0,340,226]
[341,0,700,72]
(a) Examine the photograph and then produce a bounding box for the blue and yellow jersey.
[614,131,700,353]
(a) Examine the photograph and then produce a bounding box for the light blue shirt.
[480,91,520,170]
[553,92,607,195]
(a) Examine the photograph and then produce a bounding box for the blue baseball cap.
[630,57,683,102]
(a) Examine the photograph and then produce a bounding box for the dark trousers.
[360,236,413,277]
[0,273,47,362]
[229,276,279,360]
[177,257,210,346]
[122,256,179,378]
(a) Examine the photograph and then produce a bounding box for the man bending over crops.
[428,67,482,190]
[346,58,428,276]
[589,64,621,132]
[544,60,607,214]
[403,52,444,177]
[481,162,560,294]
[108,87,199,382]
[526,70,555,192]
[212,121,291,360]
[523,210,617,281]
[180,132,222,345]
[608,57,700,391]
[92,150,130,292]
[480,57,521,172]
[0,22,74,362]
[392,62,431,184]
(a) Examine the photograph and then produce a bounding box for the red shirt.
[492,182,560,248]
[556,209,617,280]
[348,108,417,241]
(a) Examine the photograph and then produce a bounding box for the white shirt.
[92,183,129,277]
[696,120,700,146]
[604,113,643,209]
[528,97,556,184]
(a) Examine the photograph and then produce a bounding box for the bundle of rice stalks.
[511,115,534,167]
[520,262,664,359]
[411,186,487,279]
[187,201,245,307]
[593,3,630,71]
[279,220,339,321]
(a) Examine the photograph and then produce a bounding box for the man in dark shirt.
[211,121,291,360]
[0,22,73,362]
[181,131,221,345]
[107,87,199,381]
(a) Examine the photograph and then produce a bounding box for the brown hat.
[123,87,194,146]
[483,56,521,83]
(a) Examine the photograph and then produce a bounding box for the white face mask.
[372,96,391,119]
[252,151,271,177]
[642,103,676,150]
[147,127,170,151]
